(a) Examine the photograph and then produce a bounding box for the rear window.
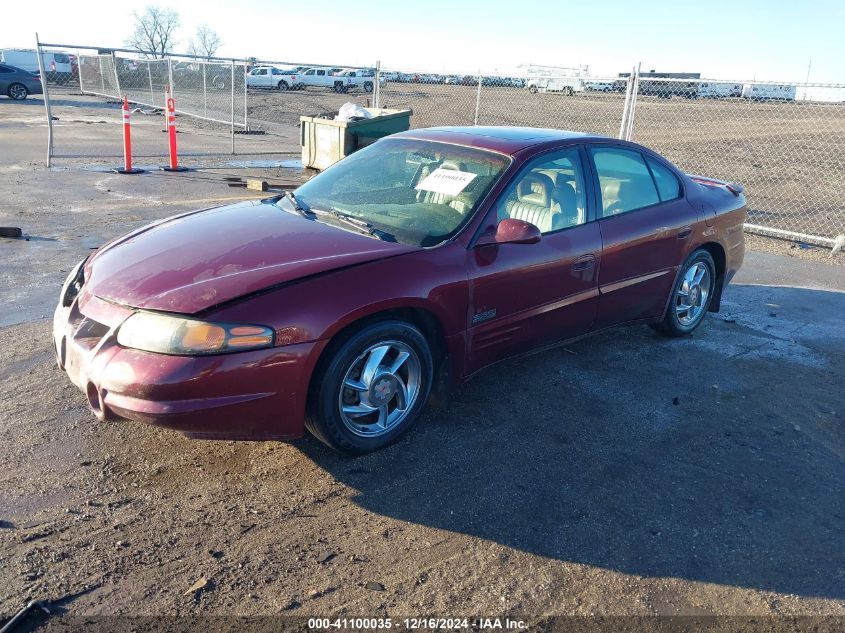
[53,54,70,63]
[647,158,681,201]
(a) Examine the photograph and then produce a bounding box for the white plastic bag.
[335,102,372,122]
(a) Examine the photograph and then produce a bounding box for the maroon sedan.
[54,127,746,454]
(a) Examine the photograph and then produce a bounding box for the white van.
[0,49,73,83]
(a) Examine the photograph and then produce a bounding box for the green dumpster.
[300,107,412,170]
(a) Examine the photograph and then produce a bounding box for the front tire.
[653,249,716,337]
[8,83,28,100]
[277,80,289,91]
[306,321,434,455]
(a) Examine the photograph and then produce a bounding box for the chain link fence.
[29,42,845,243]
[378,69,845,242]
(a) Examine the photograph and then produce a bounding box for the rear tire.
[652,249,716,337]
[363,81,373,92]
[277,80,289,91]
[306,320,434,455]
[8,83,28,100]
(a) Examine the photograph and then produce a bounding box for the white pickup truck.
[335,69,381,93]
[246,66,298,90]
[291,67,381,92]
[292,67,353,92]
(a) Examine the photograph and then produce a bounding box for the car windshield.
[287,138,511,247]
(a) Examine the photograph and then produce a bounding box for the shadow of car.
[296,283,845,600]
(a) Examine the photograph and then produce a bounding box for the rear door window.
[590,147,660,217]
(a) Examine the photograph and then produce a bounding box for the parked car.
[0,49,72,84]
[246,65,298,90]
[54,127,746,455]
[585,81,614,92]
[0,64,43,99]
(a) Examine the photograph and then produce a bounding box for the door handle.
[572,254,596,272]
[677,226,693,240]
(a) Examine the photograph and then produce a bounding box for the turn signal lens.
[181,323,226,351]
[117,312,275,356]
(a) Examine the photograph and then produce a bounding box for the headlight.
[60,257,86,307]
[117,312,275,355]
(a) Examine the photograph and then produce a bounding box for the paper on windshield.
[415,168,477,196]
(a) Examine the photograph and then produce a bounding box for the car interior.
[496,153,587,233]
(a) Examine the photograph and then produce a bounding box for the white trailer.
[741,83,797,101]
[0,49,72,83]
[697,82,742,98]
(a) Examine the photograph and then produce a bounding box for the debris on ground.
[183,577,209,596]
[0,227,23,238]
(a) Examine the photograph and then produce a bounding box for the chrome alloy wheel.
[676,262,711,326]
[338,340,422,438]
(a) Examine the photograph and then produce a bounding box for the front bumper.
[53,291,320,441]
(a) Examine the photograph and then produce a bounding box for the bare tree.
[187,25,223,60]
[126,6,180,58]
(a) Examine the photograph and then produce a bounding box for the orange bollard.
[161,88,188,172]
[114,96,144,174]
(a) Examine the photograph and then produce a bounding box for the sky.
[2,0,844,83]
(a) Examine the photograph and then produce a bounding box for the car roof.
[391,126,605,155]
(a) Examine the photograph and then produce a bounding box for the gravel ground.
[1,96,844,632]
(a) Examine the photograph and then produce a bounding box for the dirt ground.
[1,93,845,631]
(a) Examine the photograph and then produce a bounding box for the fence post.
[147,63,154,104]
[619,71,633,139]
[625,63,641,141]
[202,63,207,118]
[35,33,53,167]
[243,62,248,132]
[111,51,121,97]
[230,61,235,154]
[99,56,105,94]
[373,60,381,108]
[167,56,174,95]
[474,72,482,125]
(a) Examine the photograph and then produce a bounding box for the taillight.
[34,74,41,82]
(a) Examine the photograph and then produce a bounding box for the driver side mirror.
[476,218,542,246]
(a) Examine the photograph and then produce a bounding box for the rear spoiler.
[688,175,744,196]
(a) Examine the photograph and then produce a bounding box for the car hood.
[85,199,417,314]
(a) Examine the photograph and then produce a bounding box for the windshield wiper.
[281,190,313,217]
[319,209,397,242]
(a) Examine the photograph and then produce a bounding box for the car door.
[248,68,264,88]
[0,65,12,93]
[589,144,700,328]
[466,146,602,374]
